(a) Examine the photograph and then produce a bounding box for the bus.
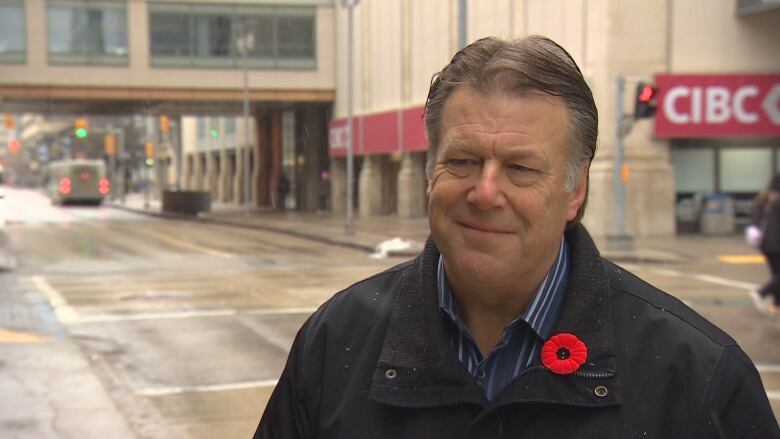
[47,159,110,205]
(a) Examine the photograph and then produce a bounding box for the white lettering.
[691,87,703,123]
[734,86,759,123]
[664,86,690,124]
[706,86,731,123]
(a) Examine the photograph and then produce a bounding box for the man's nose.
[466,164,507,209]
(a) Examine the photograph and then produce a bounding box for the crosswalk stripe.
[136,379,278,396]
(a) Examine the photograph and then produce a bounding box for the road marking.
[61,307,317,324]
[70,309,237,324]
[244,307,318,315]
[717,254,765,264]
[144,229,233,258]
[32,275,79,324]
[136,379,279,396]
[757,364,780,374]
[632,267,760,292]
[0,328,45,343]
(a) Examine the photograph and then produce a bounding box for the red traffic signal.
[635,82,658,119]
[8,138,21,153]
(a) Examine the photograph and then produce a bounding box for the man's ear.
[566,165,589,221]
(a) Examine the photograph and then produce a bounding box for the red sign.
[654,74,780,138]
[329,106,428,157]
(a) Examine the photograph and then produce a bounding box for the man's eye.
[445,159,478,176]
[506,163,538,185]
[508,163,532,173]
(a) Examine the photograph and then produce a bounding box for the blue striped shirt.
[437,237,570,401]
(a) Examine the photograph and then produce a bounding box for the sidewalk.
[107,192,716,264]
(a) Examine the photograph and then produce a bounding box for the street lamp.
[341,0,359,235]
[236,18,254,214]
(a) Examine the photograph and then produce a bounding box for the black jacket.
[255,225,779,438]
[761,195,780,255]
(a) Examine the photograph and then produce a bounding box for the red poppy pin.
[541,333,588,375]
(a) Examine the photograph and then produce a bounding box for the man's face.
[427,85,587,293]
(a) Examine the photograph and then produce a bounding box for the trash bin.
[699,193,735,235]
[161,190,211,216]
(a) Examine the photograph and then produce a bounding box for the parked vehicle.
[46,159,110,205]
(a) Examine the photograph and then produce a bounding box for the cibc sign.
[654,74,780,138]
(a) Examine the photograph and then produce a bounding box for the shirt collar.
[437,236,570,340]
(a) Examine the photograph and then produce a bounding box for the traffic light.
[159,115,170,133]
[7,138,20,153]
[209,128,219,138]
[104,134,116,156]
[75,118,89,138]
[634,82,658,119]
[145,141,155,158]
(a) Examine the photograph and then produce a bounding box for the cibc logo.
[655,74,780,138]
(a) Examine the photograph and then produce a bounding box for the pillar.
[359,155,384,216]
[331,158,346,216]
[397,152,426,218]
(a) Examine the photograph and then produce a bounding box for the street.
[0,188,401,438]
[2,187,780,438]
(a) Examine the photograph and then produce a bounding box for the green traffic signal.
[209,128,219,137]
[75,127,88,138]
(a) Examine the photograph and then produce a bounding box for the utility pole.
[237,18,254,215]
[607,74,634,250]
[458,0,467,49]
[341,0,359,235]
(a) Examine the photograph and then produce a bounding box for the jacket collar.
[368,224,621,409]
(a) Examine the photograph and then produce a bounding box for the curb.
[107,203,407,256]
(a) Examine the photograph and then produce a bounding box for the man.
[254,36,779,438]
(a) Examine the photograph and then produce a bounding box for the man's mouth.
[457,221,512,235]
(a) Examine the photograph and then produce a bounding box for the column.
[331,158,346,216]
[359,155,384,216]
[397,152,426,218]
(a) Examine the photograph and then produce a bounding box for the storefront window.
[0,0,25,63]
[47,0,128,66]
[720,147,772,193]
[671,148,715,194]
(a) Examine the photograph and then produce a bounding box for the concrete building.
[328,0,780,236]
[0,0,335,210]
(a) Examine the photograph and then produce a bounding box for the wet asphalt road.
[1,188,400,438]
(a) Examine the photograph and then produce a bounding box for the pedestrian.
[750,174,780,315]
[253,36,779,438]
[317,170,330,214]
[276,173,290,211]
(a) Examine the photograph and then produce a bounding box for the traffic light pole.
[607,74,634,250]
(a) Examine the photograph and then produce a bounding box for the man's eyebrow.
[439,140,474,156]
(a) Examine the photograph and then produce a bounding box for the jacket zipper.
[518,364,615,379]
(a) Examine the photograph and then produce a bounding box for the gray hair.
[424,35,598,226]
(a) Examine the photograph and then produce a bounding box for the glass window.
[148,3,315,70]
[191,12,233,66]
[277,16,315,59]
[197,118,206,139]
[225,118,236,135]
[0,0,25,63]
[150,11,192,57]
[720,147,773,193]
[47,0,128,66]
[671,148,715,193]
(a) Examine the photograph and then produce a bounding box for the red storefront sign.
[329,106,427,157]
[654,74,780,138]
